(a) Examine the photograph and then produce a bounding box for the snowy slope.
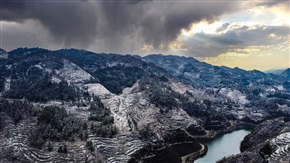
[86,81,200,136]
[51,60,93,84]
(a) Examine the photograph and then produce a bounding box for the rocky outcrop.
[240,117,287,152]
[218,117,290,163]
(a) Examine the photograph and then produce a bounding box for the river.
[195,129,251,163]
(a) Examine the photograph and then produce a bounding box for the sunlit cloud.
[198,39,289,71]
[173,23,289,56]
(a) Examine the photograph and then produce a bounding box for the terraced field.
[0,117,105,162]
[269,132,290,162]
[0,108,147,163]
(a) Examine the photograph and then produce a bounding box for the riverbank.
[181,143,208,163]
[217,117,290,163]
[188,120,255,162]
[129,120,256,162]
[194,120,238,142]
[195,129,252,162]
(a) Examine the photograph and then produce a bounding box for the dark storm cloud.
[181,25,289,57]
[1,0,240,52]
[1,0,98,47]
[90,0,241,52]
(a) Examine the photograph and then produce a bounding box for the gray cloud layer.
[1,0,240,53]
[181,24,289,57]
[257,0,288,7]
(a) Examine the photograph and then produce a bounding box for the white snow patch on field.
[51,60,92,84]
[219,88,249,105]
[84,83,131,131]
[170,81,221,103]
[171,81,191,94]
[85,83,112,98]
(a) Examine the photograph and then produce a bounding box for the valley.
[0,48,289,163]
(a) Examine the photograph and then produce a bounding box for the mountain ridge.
[4,47,280,73]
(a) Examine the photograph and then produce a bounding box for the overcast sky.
[0,0,289,71]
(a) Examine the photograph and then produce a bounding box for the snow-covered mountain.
[0,48,289,163]
[280,68,290,81]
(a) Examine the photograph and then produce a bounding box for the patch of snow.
[24,51,32,55]
[89,134,145,163]
[84,83,134,131]
[34,64,43,69]
[4,77,11,91]
[86,81,200,134]
[170,81,192,94]
[270,132,290,160]
[170,81,221,102]
[52,60,93,84]
[0,50,8,59]
[5,65,12,69]
[276,85,284,91]
[51,76,62,84]
[43,101,63,106]
[251,112,264,117]
[44,68,52,73]
[184,72,200,78]
[266,87,276,93]
[106,62,120,67]
[259,93,266,98]
[248,82,253,87]
[85,83,112,98]
[219,88,249,105]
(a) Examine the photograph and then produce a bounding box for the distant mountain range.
[265,68,289,75]
[0,47,289,163]
[265,68,290,82]
[281,68,290,80]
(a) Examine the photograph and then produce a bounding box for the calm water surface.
[195,129,251,163]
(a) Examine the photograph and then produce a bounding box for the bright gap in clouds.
[170,2,290,71]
